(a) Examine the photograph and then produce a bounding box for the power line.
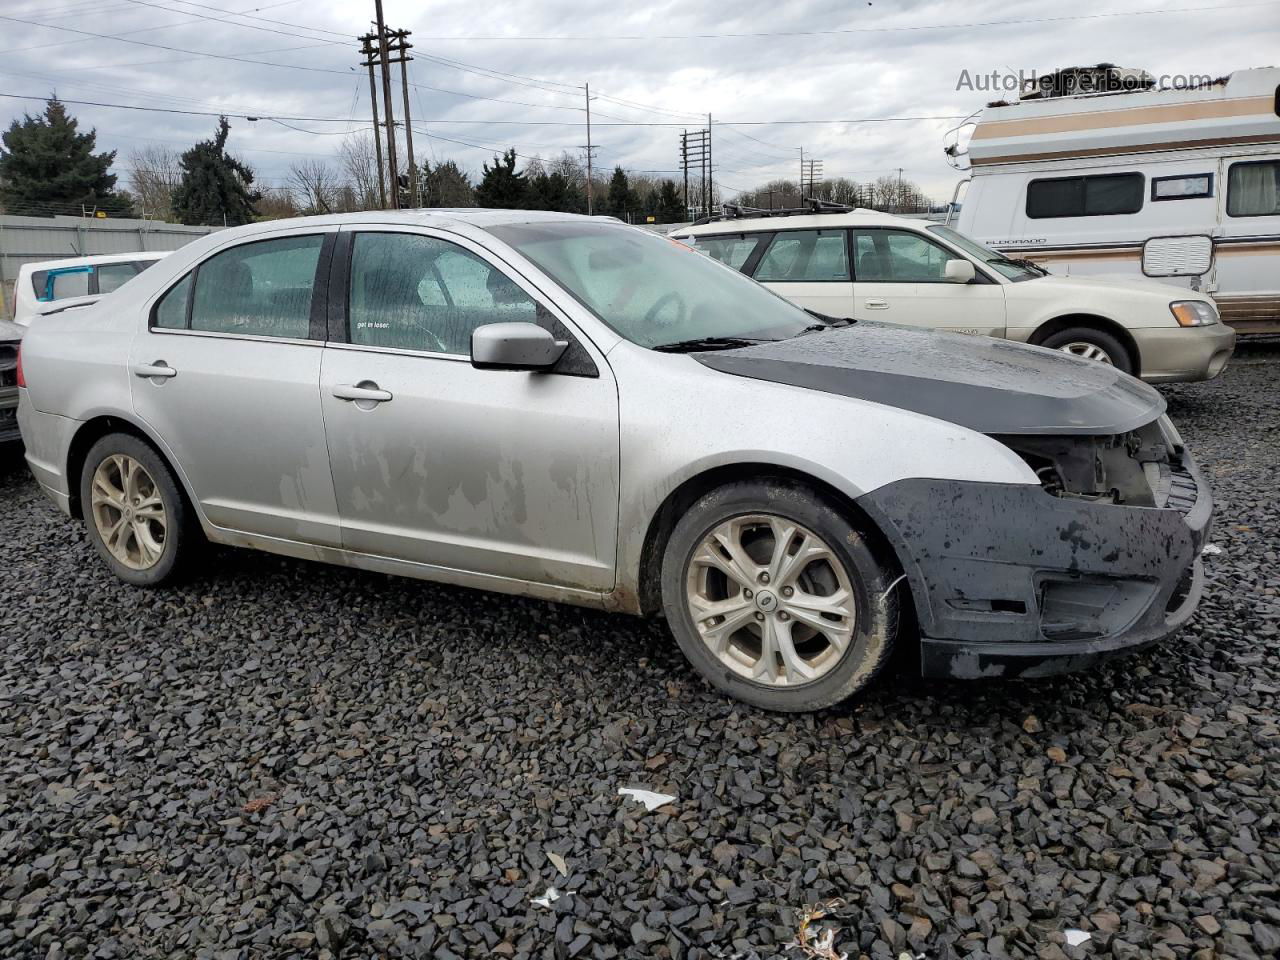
[407,1,1280,40]
[0,92,966,128]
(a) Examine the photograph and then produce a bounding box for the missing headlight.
[994,421,1173,506]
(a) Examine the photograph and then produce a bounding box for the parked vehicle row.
[17,210,1212,711]
[672,206,1235,382]
[948,64,1280,335]
[12,251,169,326]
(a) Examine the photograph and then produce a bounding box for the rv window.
[1026,173,1144,218]
[1226,160,1280,217]
[1152,174,1213,201]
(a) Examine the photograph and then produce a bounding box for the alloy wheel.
[1059,341,1115,365]
[90,454,167,570]
[684,514,856,686]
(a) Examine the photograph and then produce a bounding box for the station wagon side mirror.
[944,259,977,284]
[471,322,568,372]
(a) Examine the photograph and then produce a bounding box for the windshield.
[927,225,1045,282]
[487,221,816,348]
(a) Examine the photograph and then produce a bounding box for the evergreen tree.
[655,180,685,223]
[421,160,475,207]
[527,170,585,213]
[606,167,634,220]
[0,96,132,215]
[170,117,260,226]
[474,149,526,209]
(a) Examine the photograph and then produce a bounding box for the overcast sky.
[1,0,1277,207]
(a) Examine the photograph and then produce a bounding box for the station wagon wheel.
[1040,326,1133,375]
[1059,341,1114,365]
[661,479,900,712]
[685,514,856,686]
[90,454,167,570]
[80,433,198,586]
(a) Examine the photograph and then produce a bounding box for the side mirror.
[471,322,567,372]
[944,259,977,284]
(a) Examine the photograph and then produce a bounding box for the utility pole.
[798,147,804,201]
[392,29,417,207]
[897,167,904,212]
[678,128,709,220]
[585,83,594,215]
[706,113,712,217]
[360,33,387,208]
[373,0,399,208]
[681,130,688,219]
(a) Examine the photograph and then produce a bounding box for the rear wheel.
[1040,326,1134,374]
[661,479,899,712]
[79,433,196,586]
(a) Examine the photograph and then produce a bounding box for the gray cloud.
[2,0,1276,203]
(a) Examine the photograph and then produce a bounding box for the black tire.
[1039,325,1134,375]
[79,433,197,586]
[660,479,899,712]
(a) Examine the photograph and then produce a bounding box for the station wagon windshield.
[927,225,1046,281]
[489,221,817,349]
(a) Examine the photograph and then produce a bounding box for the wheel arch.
[631,462,908,618]
[65,414,200,523]
[1027,313,1142,376]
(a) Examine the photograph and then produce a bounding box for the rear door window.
[189,235,324,338]
[753,230,849,281]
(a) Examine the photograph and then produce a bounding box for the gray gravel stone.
[0,339,1278,960]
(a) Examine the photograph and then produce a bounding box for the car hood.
[1021,273,1198,300]
[694,322,1165,435]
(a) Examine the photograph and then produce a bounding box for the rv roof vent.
[1019,64,1155,101]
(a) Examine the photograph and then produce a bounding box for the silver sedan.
[17,211,1211,711]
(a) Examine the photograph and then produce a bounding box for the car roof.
[201,209,622,240]
[18,250,171,274]
[673,209,930,236]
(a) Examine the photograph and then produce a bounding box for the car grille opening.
[1165,564,1196,614]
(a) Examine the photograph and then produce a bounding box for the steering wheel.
[645,291,688,326]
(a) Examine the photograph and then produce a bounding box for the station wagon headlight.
[1170,300,1218,327]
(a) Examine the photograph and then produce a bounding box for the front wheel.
[660,479,899,712]
[79,433,196,586]
[1040,326,1134,375]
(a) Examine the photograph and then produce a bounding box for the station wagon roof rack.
[691,198,860,226]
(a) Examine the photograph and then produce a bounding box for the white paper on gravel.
[618,787,677,811]
[532,887,562,909]
[1064,929,1091,947]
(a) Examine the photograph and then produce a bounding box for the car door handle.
[131,362,177,379]
[863,298,889,309]
[332,383,393,403]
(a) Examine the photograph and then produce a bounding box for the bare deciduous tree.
[338,131,382,210]
[289,159,339,214]
[127,145,181,221]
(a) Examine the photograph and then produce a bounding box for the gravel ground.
[1,343,1277,960]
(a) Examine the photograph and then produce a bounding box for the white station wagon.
[672,206,1235,383]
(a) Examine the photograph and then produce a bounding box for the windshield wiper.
[989,255,1047,276]
[799,314,858,334]
[651,336,769,353]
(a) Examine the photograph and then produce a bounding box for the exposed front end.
[859,416,1211,678]
[0,340,21,445]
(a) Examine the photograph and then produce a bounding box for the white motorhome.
[948,65,1280,334]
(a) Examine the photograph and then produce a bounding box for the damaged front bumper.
[857,446,1212,679]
